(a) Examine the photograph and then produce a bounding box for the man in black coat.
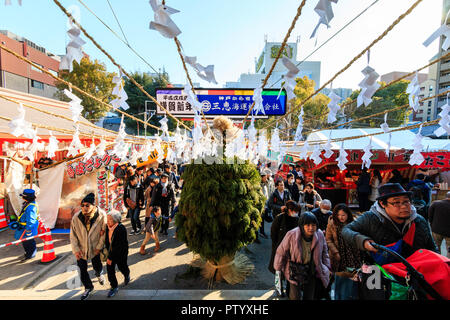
[311,199,332,232]
[284,173,300,203]
[268,180,292,217]
[150,173,177,235]
[164,164,180,190]
[342,183,438,264]
[123,175,145,235]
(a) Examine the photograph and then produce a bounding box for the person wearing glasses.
[341,183,438,264]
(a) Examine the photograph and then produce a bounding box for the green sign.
[270,45,293,59]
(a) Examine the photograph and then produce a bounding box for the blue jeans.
[334,275,358,300]
[129,207,141,232]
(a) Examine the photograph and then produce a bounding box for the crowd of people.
[259,162,449,300]
[69,161,180,300]
[13,158,447,301]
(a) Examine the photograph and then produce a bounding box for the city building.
[225,40,321,90]
[0,30,61,100]
[433,0,450,121]
[415,59,437,122]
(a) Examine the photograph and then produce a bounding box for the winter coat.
[428,199,450,237]
[268,189,292,216]
[311,207,332,232]
[274,227,331,288]
[268,212,299,274]
[70,207,107,261]
[150,182,176,216]
[356,172,371,194]
[406,179,432,205]
[285,181,300,202]
[105,223,128,262]
[14,201,39,240]
[299,190,322,212]
[341,202,439,260]
[123,183,145,209]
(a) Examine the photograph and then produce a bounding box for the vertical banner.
[96,169,108,212]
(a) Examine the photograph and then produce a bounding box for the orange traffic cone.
[40,226,57,263]
[0,199,7,229]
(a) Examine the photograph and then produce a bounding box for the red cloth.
[382,249,450,300]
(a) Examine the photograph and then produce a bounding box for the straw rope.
[262,0,424,131]
[277,51,450,134]
[52,0,191,132]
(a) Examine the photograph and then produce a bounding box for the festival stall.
[282,128,450,207]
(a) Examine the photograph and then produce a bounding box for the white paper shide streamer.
[149,0,181,38]
[67,126,84,158]
[280,57,299,101]
[434,94,450,137]
[385,132,392,157]
[5,0,22,5]
[409,125,425,166]
[299,140,310,160]
[8,103,35,138]
[47,131,59,159]
[270,127,280,154]
[423,10,450,52]
[24,129,43,162]
[184,82,203,113]
[357,66,380,107]
[64,89,83,123]
[380,113,390,133]
[111,70,130,110]
[361,137,373,169]
[337,141,348,171]
[323,133,333,159]
[96,138,107,158]
[294,107,304,141]
[83,139,96,161]
[327,89,342,123]
[252,87,265,115]
[310,0,339,39]
[310,143,322,166]
[405,72,420,112]
[184,56,218,84]
[112,116,129,160]
[60,18,86,72]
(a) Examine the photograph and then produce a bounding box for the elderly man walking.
[70,193,107,300]
[428,191,450,258]
[311,199,332,232]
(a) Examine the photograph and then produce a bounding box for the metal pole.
[144,103,148,137]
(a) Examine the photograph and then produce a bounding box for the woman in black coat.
[105,210,130,298]
[268,200,300,274]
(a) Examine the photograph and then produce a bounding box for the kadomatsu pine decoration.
[175,117,265,285]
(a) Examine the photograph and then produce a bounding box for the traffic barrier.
[38,220,57,263]
[0,231,51,249]
[0,199,7,229]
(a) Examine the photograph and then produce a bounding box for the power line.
[106,0,130,46]
[268,0,381,89]
[77,0,162,77]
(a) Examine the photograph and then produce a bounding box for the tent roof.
[285,128,449,152]
[0,87,117,140]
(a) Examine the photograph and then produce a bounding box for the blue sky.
[0,0,443,90]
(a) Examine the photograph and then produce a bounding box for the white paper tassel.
[323,133,333,159]
[406,72,420,112]
[280,57,299,101]
[184,56,218,84]
[385,132,392,157]
[310,0,339,39]
[361,137,373,169]
[5,0,22,6]
[257,132,268,160]
[270,127,280,153]
[409,125,425,166]
[337,141,348,171]
[23,129,43,162]
[159,115,169,138]
[299,140,310,160]
[112,116,129,159]
[154,137,165,163]
[96,138,107,158]
[8,103,35,138]
[83,139,96,161]
[423,21,450,52]
[357,66,380,107]
[184,82,203,113]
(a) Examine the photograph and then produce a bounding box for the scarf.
[108,223,118,245]
[336,223,362,271]
[83,210,95,232]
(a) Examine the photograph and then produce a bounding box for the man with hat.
[70,192,107,300]
[150,172,177,236]
[15,189,39,261]
[342,183,438,263]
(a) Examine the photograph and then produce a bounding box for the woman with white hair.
[105,210,130,298]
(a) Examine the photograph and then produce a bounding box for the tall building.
[415,59,437,122]
[225,40,321,90]
[0,30,61,100]
[433,0,450,120]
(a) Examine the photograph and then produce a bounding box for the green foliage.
[175,158,265,263]
[342,80,411,127]
[55,57,116,121]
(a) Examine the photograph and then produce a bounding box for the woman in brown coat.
[326,203,362,300]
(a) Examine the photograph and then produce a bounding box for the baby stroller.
[356,243,449,300]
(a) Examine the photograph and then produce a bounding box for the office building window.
[31,80,44,90]
[30,63,43,73]
[428,101,432,107]
[429,85,433,91]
